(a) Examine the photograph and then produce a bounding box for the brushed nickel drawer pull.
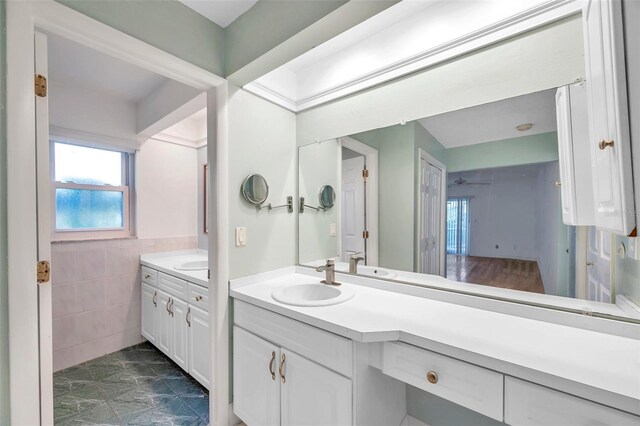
[599,139,614,150]
[269,351,276,380]
[279,353,286,384]
[153,291,157,307]
[427,371,438,384]
[186,307,191,327]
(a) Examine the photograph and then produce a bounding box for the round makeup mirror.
[241,174,269,206]
[319,185,336,209]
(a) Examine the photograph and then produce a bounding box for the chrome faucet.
[316,259,340,286]
[348,253,365,274]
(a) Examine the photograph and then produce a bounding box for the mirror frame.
[319,185,336,209]
[241,173,270,206]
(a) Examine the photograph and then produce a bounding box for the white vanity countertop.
[230,268,640,414]
[140,250,208,287]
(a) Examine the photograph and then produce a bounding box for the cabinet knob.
[599,139,614,150]
[144,274,151,279]
[427,371,438,384]
[554,181,562,187]
[195,295,203,302]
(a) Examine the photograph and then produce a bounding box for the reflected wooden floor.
[446,255,545,294]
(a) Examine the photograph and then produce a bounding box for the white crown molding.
[49,125,140,152]
[151,132,206,149]
[243,81,298,112]
[249,0,582,113]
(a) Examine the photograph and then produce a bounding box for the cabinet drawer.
[188,283,208,312]
[382,342,503,421]
[158,272,188,300]
[141,266,157,286]
[505,377,640,426]
[234,300,352,378]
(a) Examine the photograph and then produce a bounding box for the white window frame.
[50,139,135,241]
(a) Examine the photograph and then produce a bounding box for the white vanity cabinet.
[556,82,595,226]
[139,266,210,389]
[234,325,353,426]
[583,0,635,235]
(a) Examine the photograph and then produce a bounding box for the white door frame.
[6,1,229,425]
[417,149,447,276]
[340,137,379,266]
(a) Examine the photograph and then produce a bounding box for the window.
[446,197,470,255]
[52,141,134,239]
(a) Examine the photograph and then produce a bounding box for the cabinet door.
[141,283,158,344]
[157,290,172,356]
[233,326,280,426]
[170,297,189,371]
[280,349,352,426]
[188,305,210,389]
[583,0,635,234]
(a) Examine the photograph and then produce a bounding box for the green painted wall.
[56,0,225,76]
[0,0,8,421]
[615,236,640,306]
[447,132,559,172]
[225,0,399,84]
[226,0,346,77]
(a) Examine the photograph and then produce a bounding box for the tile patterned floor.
[53,342,209,425]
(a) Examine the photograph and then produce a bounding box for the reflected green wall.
[351,123,447,271]
[56,0,225,76]
[447,132,559,172]
[615,236,640,306]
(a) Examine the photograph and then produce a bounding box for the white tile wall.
[51,236,197,371]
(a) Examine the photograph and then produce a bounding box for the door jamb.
[340,136,379,266]
[6,1,228,425]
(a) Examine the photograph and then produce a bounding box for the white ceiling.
[246,0,555,112]
[158,108,207,144]
[46,31,169,103]
[179,0,259,28]
[419,89,558,149]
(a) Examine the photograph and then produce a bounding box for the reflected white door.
[586,227,612,302]
[341,156,366,261]
[420,160,443,275]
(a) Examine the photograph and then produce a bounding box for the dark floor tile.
[181,394,209,419]
[54,383,106,420]
[150,362,189,379]
[135,349,171,365]
[87,364,125,381]
[55,402,119,426]
[53,375,95,398]
[54,364,95,382]
[118,397,201,425]
[164,377,207,398]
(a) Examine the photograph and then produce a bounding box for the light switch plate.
[330,223,337,237]
[235,227,247,247]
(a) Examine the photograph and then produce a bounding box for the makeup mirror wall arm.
[298,196,327,213]
[257,196,294,213]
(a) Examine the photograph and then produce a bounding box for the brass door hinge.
[362,230,369,239]
[35,74,47,97]
[37,260,50,284]
[362,169,369,180]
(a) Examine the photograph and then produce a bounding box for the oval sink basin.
[272,283,354,307]
[174,260,208,271]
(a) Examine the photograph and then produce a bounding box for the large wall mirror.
[297,11,639,321]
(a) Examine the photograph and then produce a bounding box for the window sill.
[52,235,137,244]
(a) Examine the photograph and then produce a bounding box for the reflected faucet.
[349,253,365,274]
[316,259,340,286]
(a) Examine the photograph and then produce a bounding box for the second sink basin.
[271,283,354,307]
[174,260,208,271]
